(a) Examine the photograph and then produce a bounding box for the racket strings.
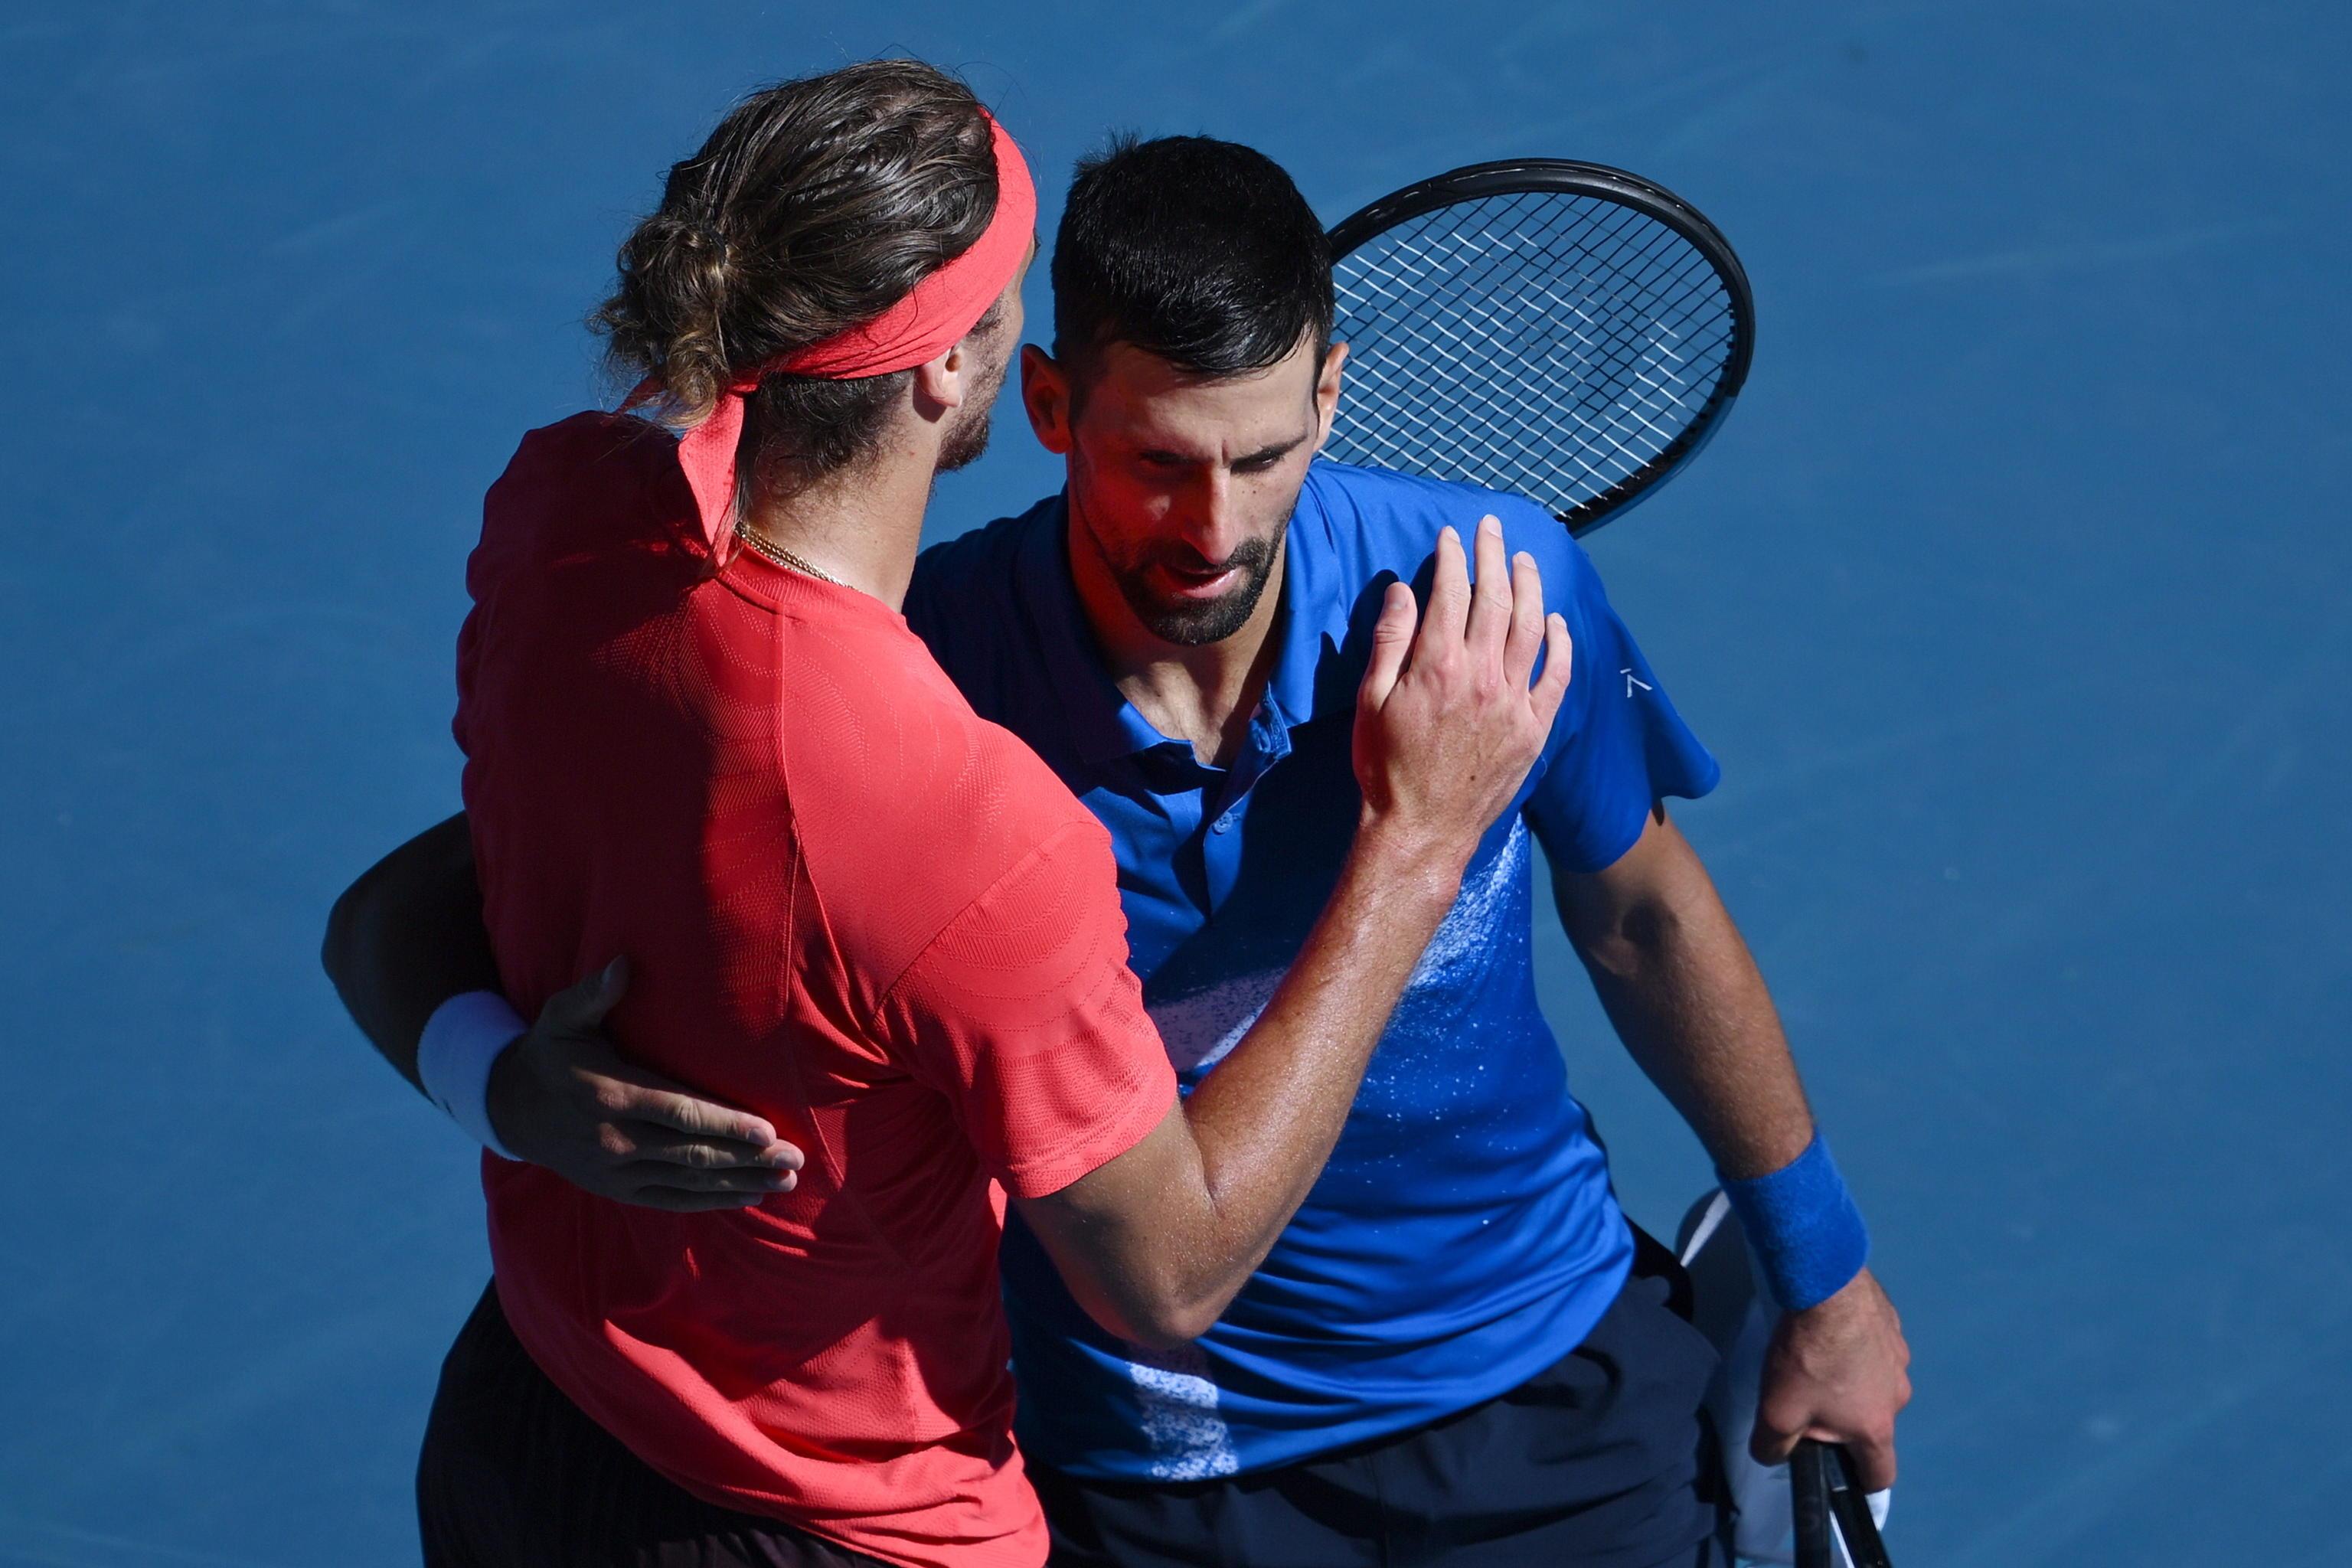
[1340,273,1717,486]
[1341,196,1722,415]
[1328,189,1738,523]
[1340,214,1715,478]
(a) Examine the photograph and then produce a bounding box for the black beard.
[1103,530,1282,647]
[936,345,1010,473]
[936,404,993,472]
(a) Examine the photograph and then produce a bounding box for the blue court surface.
[5,3,2347,1563]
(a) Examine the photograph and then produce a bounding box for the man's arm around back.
[323,521,1566,1346]
[322,818,804,1211]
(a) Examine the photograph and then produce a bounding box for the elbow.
[1120,1299,1220,1352]
[320,869,372,998]
[1580,897,1682,984]
[1089,1273,1231,1351]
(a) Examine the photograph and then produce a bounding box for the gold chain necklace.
[737,525,841,586]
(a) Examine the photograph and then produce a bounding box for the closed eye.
[1134,434,1308,473]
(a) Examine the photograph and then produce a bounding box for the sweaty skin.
[1555,805,1911,1485]
[1020,330,1909,1486]
[1019,520,1572,1344]
[326,322,1909,1486]
[327,511,1574,1349]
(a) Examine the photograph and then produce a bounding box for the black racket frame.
[1325,158,1756,537]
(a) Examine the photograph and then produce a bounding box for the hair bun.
[591,60,998,462]
[679,220,732,262]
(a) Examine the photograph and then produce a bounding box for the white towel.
[1676,1191,1893,1567]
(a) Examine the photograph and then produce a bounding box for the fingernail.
[1514,551,1534,569]
[1439,525,1459,545]
[1480,515,1501,537]
[601,956,627,987]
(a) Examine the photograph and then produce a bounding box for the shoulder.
[475,412,688,575]
[783,632,1110,981]
[906,496,1057,640]
[903,493,1063,705]
[911,498,1054,598]
[488,410,677,513]
[1300,459,1602,606]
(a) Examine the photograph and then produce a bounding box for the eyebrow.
[1139,431,1311,468]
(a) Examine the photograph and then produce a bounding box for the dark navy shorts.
[1033,1234,1727,1568]
[416,1283,891,1568]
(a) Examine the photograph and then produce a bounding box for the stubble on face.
[936,336,1011,474]
[1065,338,1332,649]
[1081,514,1284,646]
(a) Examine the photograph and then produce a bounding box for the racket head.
[1324,159,1754,537]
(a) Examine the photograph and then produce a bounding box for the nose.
[1176,467,1246,567]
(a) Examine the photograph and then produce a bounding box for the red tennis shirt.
[453,413,1178,1568]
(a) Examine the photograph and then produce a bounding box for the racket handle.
[1792,1440,1835,1568]
[1823,1442,1895,1568]
[1792,1439,1896,1568]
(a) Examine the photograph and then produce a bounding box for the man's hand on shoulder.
[1751,1266,1911,1492]
[1353,517,1573,874]
[488,959,805,1214]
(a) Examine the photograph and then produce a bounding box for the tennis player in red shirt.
[325,61,1573,1568]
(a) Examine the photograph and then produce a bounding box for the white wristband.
[416,990,528,1160]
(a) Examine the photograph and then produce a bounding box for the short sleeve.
[874,818,1178,1199]
[1519,523,1721,874]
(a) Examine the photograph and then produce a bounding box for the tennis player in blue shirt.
[329,134,1909,1566]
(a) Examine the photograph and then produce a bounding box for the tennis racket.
[1792,1439,1895,1568]
[1324,158,1754,537]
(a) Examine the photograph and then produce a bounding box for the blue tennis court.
[5,3,2346,1563]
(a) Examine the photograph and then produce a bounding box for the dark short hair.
[1050,134,1331,387]
[593,59,999,483]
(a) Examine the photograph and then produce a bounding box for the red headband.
[631,109,1036,552]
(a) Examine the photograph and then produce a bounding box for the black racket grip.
[1791,1440,1835,1568]
[1792,1439,1896,1568]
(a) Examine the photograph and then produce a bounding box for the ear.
[1021,343,1073,456]
[910,341,972,417]
[1312,340,1349,452]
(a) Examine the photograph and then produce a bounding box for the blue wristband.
[1719,1132,1869,1312]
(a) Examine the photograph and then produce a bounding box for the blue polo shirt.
[904,458,1720,1481]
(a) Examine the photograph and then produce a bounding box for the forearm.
[1029,821,1464,1346]
[1559,815,1814,1181]
[319,812,502,1090]
[1171,824,1462,1292]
